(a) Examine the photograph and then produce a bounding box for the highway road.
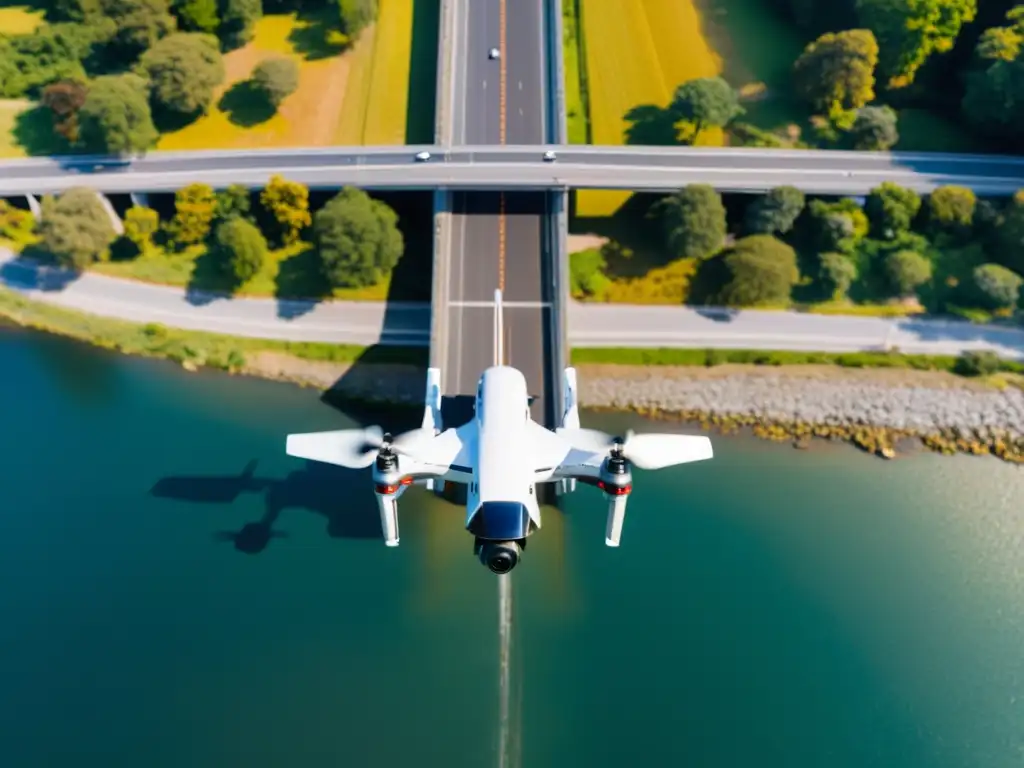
[4,250,1023,360]
[4,145,1024,195]
[442,0,554,430]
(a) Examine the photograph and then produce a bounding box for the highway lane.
[5,160,1024,195]
[443,0,553,428]
[5,248,1023,358]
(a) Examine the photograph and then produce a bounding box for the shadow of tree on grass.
[218,81,276,128]
[12,105,70,156]
[623,104,682,146]
[288,7,349,61]
[274,245,331,320]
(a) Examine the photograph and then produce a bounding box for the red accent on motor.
[598,481,632,496]
[400,476,414,485]
[375,483,400,495]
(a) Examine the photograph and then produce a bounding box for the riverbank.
[3,284,1024,463]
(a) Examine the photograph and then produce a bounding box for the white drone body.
[285,290,713,574]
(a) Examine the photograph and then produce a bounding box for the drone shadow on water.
[150,458,384,554]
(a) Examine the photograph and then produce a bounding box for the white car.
[415,151,431,162]
[543,150,557,162]
[489,48,500,60]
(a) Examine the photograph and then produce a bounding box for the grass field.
[0,3,44,34]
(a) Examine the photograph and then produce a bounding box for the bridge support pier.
[97,192,124,235]
[129,192,149,209]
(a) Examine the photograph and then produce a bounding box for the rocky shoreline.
[242,353,1024,464]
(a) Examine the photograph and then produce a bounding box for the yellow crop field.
[363,0,415,144]
[576,0,723,216]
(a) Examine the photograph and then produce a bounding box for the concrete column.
[25,194,41,219]
[129,192,149,209]
[97,192,124,235]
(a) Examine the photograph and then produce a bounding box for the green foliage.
[101,0,178,60]
[140,32,225,118]
[848,104,898,150]
[0,22,106,99]
[864,182,921,239]
[214,216,267,284]
[669,77,744,142]
[818,251,858,298]
[124,206,159,249]
[569,249,610,298]
[807,198,869,252]
[0,200,36,243]
[743,186,805,235]
[926,186,976,241]
[76,73,159,155]
[855,0,977,87]
[659,184,727,260]
[50,0,103,23]
[260,175,311,245]
[41,79,88,143]
[792,29,879,115]
[39,188,117,269]
[995,191,1024,273]
[313,186,403,288]
[217,0,262,49]
[171,182,217,245]
[885,249,932,296]
[954,350,1001,377]
[338,0,378,39]
[215,184,251,221]
[962,9,1024,146]
[972,263,1023,309]
[174,0,220,33]
[716,235,801,307]
[251,57,300,108]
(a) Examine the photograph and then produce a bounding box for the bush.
[659,184,727,260]
[818,251,858,299]
[214,216,267,284]
[865,182,920,239]
[716,235,800,307]
[170,183,217,245]
[926,186,976,241]
[123,205,159,250]
[569,248,610,298]
[972,263,1023,310]
[884,249,932,297]
[848,105,898,150]
[743,186,805,235]
[39,187,117,269]
[251,57,299,108]
[954,351,1001,377]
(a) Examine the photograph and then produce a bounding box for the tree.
[218,0,261,49]
[818,251,858,299]
[570,249,610,298]
[174,0,219,33]
[659,185,727,260]
[792,29,879,116]
[972,263,1023,309]
[743,186,805,235]
[865,182,921,239]
[42,79,88,143]
[338,0,377,39]
[314,187,403,288]
[849,104,898,150]
[100,0,177,60]
[252,58,300,108]
[214,216,267,284]
[260,175,311,245]
[716,235,801,307]
[50,0,102,22]
[215,184,251,221]
[124,205,159,250]
[975,6,1024,65]
[962,53,1024,143]
[996,191,1024,273]
[140,33,225,119]
[807,198,869,252]
[885,249,932,297]
[39,187,117,269]
[76,74,158,155]
[669,77,743,143]
[855,0,977,87]
[926,186,976,240]
[171,182,217,245]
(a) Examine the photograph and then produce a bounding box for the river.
[0,328,1022,767]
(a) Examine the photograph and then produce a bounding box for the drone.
[285,290,713,574]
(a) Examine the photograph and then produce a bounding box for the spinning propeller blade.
[285,425,439,470]
[555,427,713,470]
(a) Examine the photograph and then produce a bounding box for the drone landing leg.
[376,492,400,546]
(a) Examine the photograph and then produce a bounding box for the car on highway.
[489,47,500,60]
[415,151,431,162]
[543,150,556,162]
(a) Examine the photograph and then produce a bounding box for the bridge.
[3,145,1024,195]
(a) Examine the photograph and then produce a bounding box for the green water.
[1,329,1023,767]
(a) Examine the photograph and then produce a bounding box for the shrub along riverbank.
[3,282,1023,463]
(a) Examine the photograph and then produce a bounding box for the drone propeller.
[285,425,436,470]
[556,427,713,470]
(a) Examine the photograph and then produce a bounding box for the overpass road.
[441,0,555,430]
[4,146,1024,195]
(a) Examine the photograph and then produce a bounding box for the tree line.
[573,183,1024,316]
[0,0,378,154]
[0,177,403,291]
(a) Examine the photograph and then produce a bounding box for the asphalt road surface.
[4,249,1023,359]
[443,0,554,429]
